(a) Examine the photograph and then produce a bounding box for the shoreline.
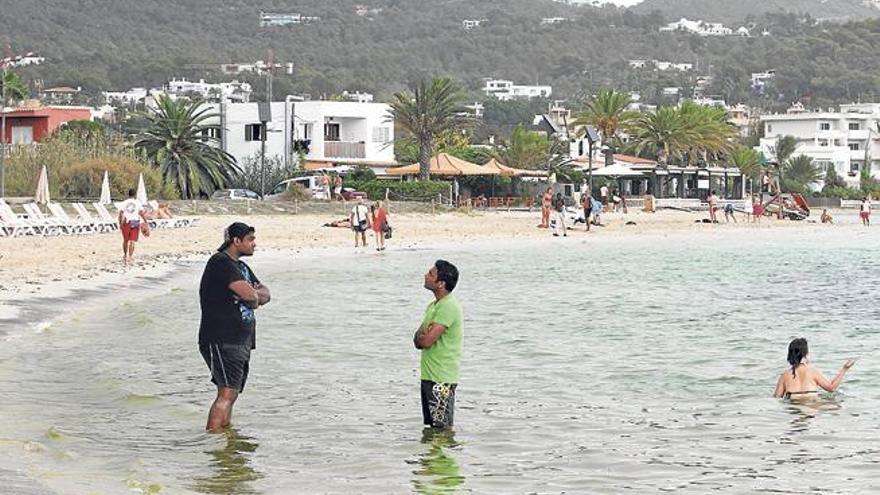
[0,207,863,327]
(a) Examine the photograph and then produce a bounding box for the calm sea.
[1,227,879,494]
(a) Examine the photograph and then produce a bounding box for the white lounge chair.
[23,203,69,236]
[73,203,117,233]
[47,202,96,235]
[0,199,44,236]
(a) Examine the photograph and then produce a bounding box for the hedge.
[344,179,451,201]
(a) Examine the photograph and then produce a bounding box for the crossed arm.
[413,322,448,349]
[229,280,271,309]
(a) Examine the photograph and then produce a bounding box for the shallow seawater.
[2,227,880,494]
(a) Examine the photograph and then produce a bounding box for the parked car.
[340,187,368,201]
[265,176,326,200]
[211,189,261,200]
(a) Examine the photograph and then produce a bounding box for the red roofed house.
[0,105,92,144]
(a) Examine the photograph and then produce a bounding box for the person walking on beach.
[199,222,271,432]
[413,260,462,430]
[706,190,719,223]
[860,196,871,226]
[742,195,753,222]
[117,188,148,265]
[600,184,609,208]
[333,174,343,201]
[552,193,567,237]
[350,198,371,248]
[753,195,764,223]
[774,338,855,400]
[320,173,331,201]
[581,189,592,232]
[371,200,389,251]
[540,187,552,228]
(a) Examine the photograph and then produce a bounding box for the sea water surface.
[1,227,879,494]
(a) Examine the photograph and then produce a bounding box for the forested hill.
[633,0,880,23]
[2,0,880,110]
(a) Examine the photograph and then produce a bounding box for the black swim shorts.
[199,343,251,392]
[420,380,457,428]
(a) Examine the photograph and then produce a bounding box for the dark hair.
[128,188,136,197]
[787,338,808,377]
[435,259,459,292]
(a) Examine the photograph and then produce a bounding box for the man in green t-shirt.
[413,259,463,429]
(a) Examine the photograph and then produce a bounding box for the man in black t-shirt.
[199,222,271,432]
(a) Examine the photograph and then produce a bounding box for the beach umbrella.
[34,165,50,204]
[100,171,111,204]
[136,173,148,204]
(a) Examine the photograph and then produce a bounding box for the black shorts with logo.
[420,380,457,428]
[200,343,251,392]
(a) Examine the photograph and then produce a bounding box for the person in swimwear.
[774,337,855,399]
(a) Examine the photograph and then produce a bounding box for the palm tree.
[388,77,470,180]
[1,70,29,194]
[771,135,798,164]
[572,88,635,146]
[783,155,823,193]
[628,107,688,164]
[492,125,567,171]
[729,146,762,192]
[1,70,28,104]
[134,95,240,199]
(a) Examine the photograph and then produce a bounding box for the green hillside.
[1,0,879,110]
[633,0,880,23]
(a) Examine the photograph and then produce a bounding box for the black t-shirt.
[553,197,565,212]
[198,252,260,348]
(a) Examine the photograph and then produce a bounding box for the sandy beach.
[0,204,845,300]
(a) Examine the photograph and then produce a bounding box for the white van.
[266,176,327,200]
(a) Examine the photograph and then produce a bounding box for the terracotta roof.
[614,154,657,165]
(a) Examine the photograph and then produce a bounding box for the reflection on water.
[411,428,464,494]
[192,429,262,494]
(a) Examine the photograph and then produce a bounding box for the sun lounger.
[23,203,70,235]
[0,199,47,236]
[73,203,117,233]
[47,202,98,235]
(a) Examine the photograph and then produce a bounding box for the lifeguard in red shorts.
[117,188,148,265]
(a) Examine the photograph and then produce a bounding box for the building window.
[834,139,842,146]
[300,123,311,140]
[819,122,831,131]
[201,127,220,140]
[371,126,390,143]
[766,124,772,133]
[245,124,263,141]
[11,126,34,144]
[849,143,860,151]
[818,139,829,147]
[815,161,832,172]
[849,122,860,131]
[851,162,860,173]
[324,123,340,142]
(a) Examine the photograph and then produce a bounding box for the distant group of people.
[319,172,345,201]
[350,199,391,250]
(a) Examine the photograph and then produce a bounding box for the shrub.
[56,157,178,200]
[347,166,376,182]
[281,183,312,202]
[822,186,863,200]
[344,179,451,201]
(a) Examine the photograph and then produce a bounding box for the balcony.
[324,141,365,159]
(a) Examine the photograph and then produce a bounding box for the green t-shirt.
[420,294,463,384]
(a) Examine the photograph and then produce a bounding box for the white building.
[660,18,733,36]
[464,102,485,118]
[751,70,775,92]
[541,17,567,25]
[103,87,149,106]
[462,19,487,30]
[483,79,552,101]
[630,59,693,71]
[759,103,880,187]
[167,78,252,103]
[1,52,45,68]
[205,100,396,171]
[221,61,294,75]
[341,90,374,103]
[260,12,319,26]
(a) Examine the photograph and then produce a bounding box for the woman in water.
[774,338,855,399]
